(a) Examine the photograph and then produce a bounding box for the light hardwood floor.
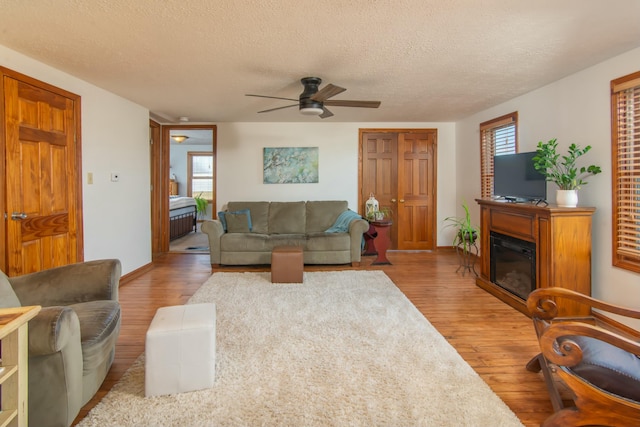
[75,250,554,427]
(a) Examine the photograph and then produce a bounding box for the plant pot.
[556,189,578,208]
[458,230,478,243]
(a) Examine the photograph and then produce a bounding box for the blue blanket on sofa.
[325,209,363,233]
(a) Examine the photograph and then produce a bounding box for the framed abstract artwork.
[263,147,319,184]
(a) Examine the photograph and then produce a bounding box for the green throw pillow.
[225,212,251,233]
[218,209,252,232]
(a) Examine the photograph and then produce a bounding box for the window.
[612,71,640,273]
[188,152,214,201]
[480,112,518,197]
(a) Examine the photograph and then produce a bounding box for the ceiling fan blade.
[257,104,300,113]
[319,107,334,119]
[311,84,346,102]
[246,94,299,102]
[323,100,381,108]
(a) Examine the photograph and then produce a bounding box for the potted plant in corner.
[531,138,602,207]
[444,201,479,255]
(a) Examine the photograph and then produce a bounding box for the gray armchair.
[0,259,122,427]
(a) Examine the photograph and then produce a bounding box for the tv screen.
[493,152,547,202]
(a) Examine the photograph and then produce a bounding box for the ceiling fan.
[246,77,381,119]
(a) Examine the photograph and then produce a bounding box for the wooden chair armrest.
[528,287,640,321]
[540,321,640,368]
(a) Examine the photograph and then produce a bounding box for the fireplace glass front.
[490,232,536,300]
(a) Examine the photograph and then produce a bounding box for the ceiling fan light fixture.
[171,135,189,143]
[299,106,324,116]
[247,77,380,119]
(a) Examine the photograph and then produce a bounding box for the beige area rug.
[79,271,524,427]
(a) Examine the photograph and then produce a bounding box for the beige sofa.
[201,200,368,269]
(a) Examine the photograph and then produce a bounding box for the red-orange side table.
[370,220,392,265]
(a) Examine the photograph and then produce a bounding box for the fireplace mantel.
[475,198,595,316]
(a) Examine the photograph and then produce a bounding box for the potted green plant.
[444,201,479,254]
[531,138,602,207]
[366,206,393,221]
[193,193,208,220]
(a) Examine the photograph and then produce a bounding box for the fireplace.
[490,232,536,300]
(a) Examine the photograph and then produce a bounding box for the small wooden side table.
[0,305,41,427]
[370,220,392,265]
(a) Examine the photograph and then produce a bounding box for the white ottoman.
[145,303,216,397]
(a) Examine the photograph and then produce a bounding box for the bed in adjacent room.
[169,196,197,240]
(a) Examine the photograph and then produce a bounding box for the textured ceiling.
[1,0,639,123]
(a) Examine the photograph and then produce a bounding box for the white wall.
[0,45,151,275]
[216,122,457,246]
[169,143,192,197]
[456,46,640,329]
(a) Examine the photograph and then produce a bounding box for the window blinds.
[612,72,640,271]
[480,113,517,198]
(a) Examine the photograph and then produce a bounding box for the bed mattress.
[170,196,197,210]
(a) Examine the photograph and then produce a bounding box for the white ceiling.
[1,0,639,123]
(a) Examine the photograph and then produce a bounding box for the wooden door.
[397,132,437,249]
[361,132,398,246]
[360,129,436,250]
[2,69,82,276]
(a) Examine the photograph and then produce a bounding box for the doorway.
[359,129,437,251]
[150,124,217,256]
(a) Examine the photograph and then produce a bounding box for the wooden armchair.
[526,287,640,427]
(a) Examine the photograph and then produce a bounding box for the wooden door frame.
[151,124,216,256]
[0,67,83,272]
[358,128,437,250]
[150,119,162,257]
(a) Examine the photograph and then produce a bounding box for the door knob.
[400,199,405,203]
[11,212,27,220]
[391,199,397,203]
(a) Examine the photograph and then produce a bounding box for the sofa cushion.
[306,200,348,233]
[0,270,21,308]
[218,209,252,232]
[221,233,307,252]
[269,201,305,234]
[227,202,269,234]
[567,335,640,402]
[225,212,252,233]
[306,232,351,251]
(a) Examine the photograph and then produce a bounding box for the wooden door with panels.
[360,129,436,250]
[1,67,82,276]
[397,131,437,250]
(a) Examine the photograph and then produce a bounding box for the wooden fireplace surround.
[475,198,595,317]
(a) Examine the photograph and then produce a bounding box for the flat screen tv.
[493,152,547,202]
